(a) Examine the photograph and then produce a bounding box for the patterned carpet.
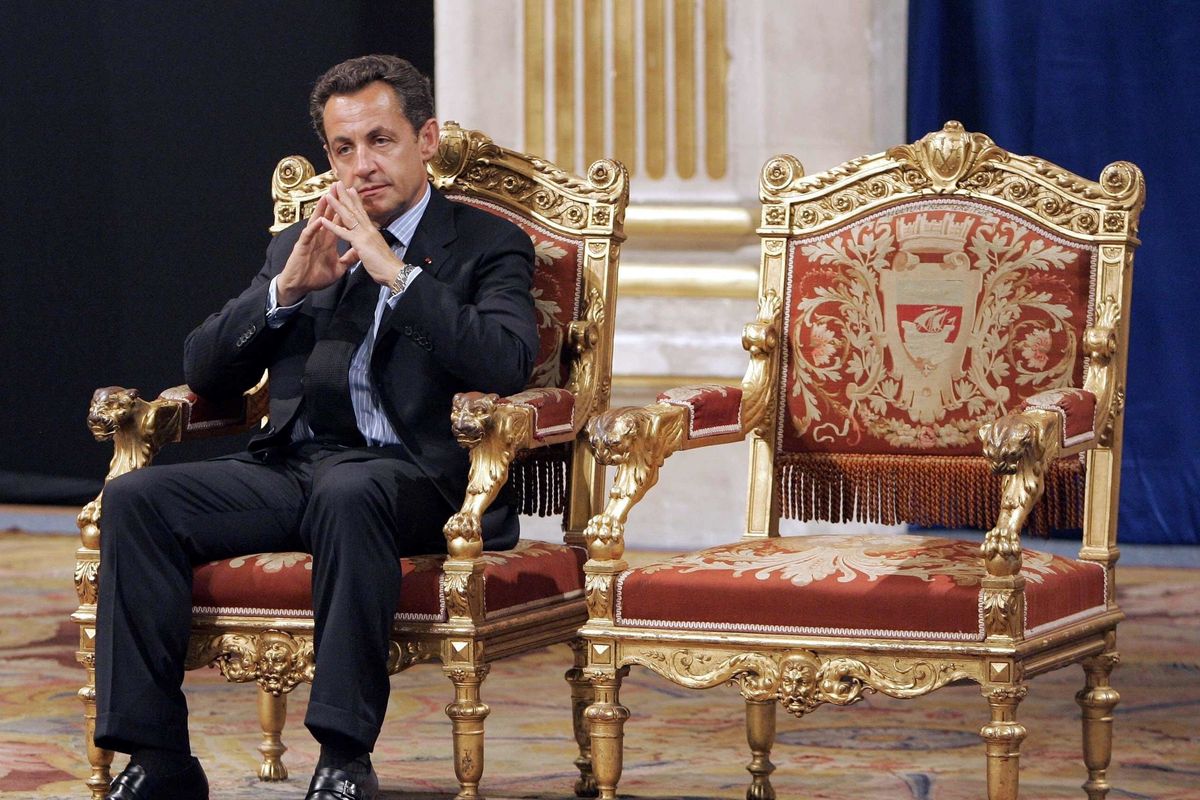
[2,530,1197,799]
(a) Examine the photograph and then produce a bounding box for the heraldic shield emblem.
[880,213,982,424]
[783,200,1093,455]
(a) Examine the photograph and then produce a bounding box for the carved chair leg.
[257,687,288,781]
[585,668,630,800]
[981,686,1028,800]
[745,699,777,800]
[1076,651,1120,799]
[565,640,599,797]
[445,665,491,800]
[78,655,114,800]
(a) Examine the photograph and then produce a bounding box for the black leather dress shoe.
[305,765,380,800]
[107,758,209,800]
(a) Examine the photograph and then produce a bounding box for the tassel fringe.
[776,452,1084,535]
[510,444,572,517]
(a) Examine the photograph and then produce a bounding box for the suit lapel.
[376,187,457,338]
[400,187,456,281]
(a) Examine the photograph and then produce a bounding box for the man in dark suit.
[96,55,538,800]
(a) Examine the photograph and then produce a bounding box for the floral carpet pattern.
[1,531,1197,799]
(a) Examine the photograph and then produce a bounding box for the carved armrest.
[581,290,783,564]
[442,287,609,563]
[657,384,744,446]
[442,387,580,560]
[76,375,270,550]
[978,387,1099,579]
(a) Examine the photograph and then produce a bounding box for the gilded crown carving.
[758,121,1145,240]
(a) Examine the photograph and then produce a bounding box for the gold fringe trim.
[510,444,571,517]
[776,452,1084,535]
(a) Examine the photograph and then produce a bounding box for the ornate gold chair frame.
[72,123,627,800]
[577,122,1143,800]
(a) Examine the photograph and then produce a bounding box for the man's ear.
[417,118,440,162]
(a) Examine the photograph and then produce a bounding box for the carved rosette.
[186,631,314,695]
[430,124,629,234]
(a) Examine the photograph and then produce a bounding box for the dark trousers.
[93,444,453,756]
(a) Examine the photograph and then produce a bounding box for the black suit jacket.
[182,186,539,541]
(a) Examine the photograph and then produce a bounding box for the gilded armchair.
[578,122,1143,800]
[72,123,628,800]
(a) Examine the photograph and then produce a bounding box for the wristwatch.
[389,262,418,297]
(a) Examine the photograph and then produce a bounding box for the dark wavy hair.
[309,54,434,142]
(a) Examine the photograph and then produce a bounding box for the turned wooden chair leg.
[981,685,1028,800]
[79,655,114,800]
[745,698,777,800]
[445,664,491,800]
[585,668,629,800]
[257,687,288,781]
[1077,651,1120,799]
[565,639,599,797]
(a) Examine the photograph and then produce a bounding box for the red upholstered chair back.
[756,122,1143,534]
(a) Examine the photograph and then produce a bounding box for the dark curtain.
[0,1,433,504]
[907,0,1200,544]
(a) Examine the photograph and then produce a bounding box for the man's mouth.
[357,184,387,198]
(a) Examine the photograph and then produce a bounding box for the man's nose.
[352,149,375,177]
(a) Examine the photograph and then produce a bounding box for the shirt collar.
[382,181,432,249]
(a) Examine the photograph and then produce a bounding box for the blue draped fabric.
[907,1,1200,544]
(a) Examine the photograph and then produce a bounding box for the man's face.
[322,81,439,226]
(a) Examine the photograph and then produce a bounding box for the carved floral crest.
[636,534,1073,588]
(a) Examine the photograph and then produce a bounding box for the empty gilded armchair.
[72,123,627,800]
[578,122,1143,800]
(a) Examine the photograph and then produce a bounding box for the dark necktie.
[302,229,398,445]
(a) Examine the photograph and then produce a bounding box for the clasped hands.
[275,182,401,307]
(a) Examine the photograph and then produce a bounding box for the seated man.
[96,54,538,800]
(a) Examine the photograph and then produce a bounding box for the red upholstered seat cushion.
[615,535,1105,642]
[192,540,586,623]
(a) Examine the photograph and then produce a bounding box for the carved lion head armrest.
[977,386,1099,580]
[580,289,783,567]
